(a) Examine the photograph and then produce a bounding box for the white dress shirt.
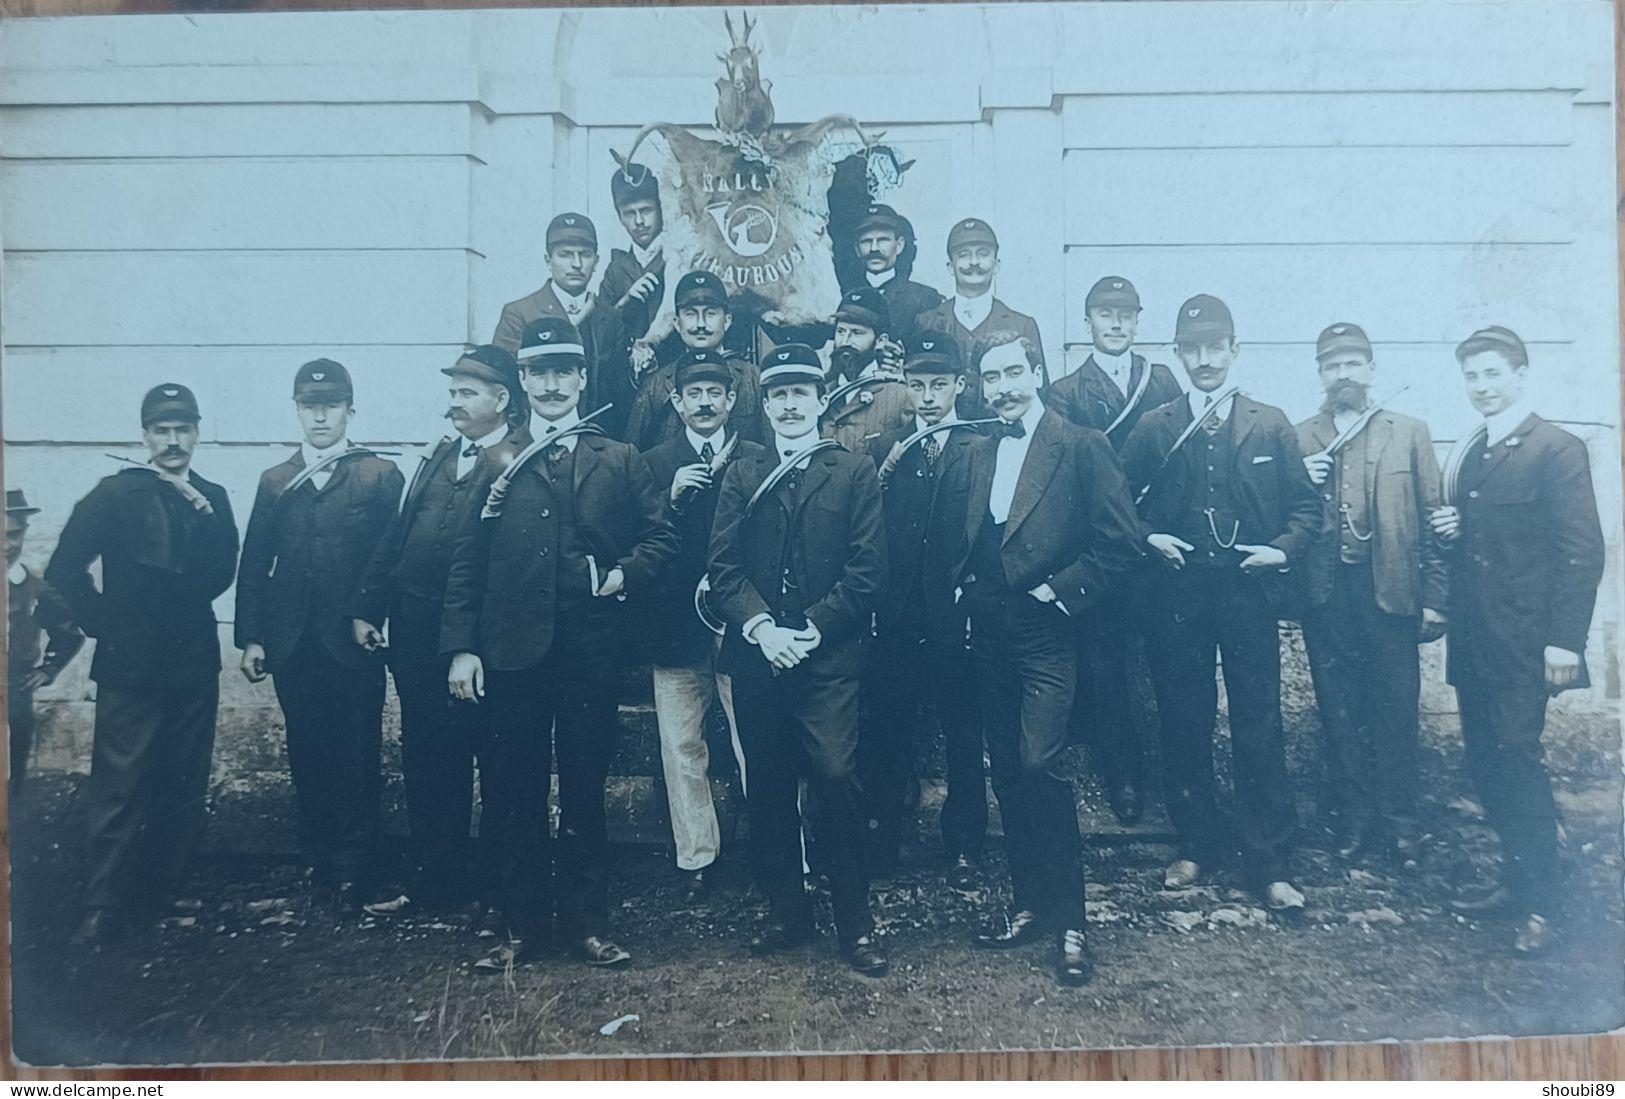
[1093,348,1133,399]
[456,423,509,480]
[685,426,729,462]
[1485,400,1535,446]
[1186,388,1234,427]
[989,398,1046,524]
[552,283,593,323]
[772,431,820,466]
[300,438,350,491]
[865,268,897,289]
[953,291,994,333]
[915,408,959,435]
[537,409,583,452]
[631,240,662,270]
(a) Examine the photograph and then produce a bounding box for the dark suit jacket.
[1295,409,1447,619]
[865,419,980,635]
[708,444,888,678]
[624,350,768,453]
[599,247,664,345]
[236,449,403,672]
[873,275,944,342]
[1446,414,1605,691]
[491,282,635,439]
[1120,395,1326,612]
[47,468,239,688]
[1045,353,1183,450]
[347,424,531,626]
[9,565,83,681]
[440,432,679,670]
[931,409,1141,631]
[642,431,770,667]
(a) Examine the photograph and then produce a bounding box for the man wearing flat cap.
[47,384,239,944]
[347,346,532,912]
[1045,275,1184,823]
[1429,325,1604,955]
[853,203,943,343]
[860,332,987,889]
[491,212,635,439]
[624,271,768,452]
[708,343,889,977]
[822,286,912,455]
[918,217,1046,415]
[1121,294,1323,913]
[599,161,666,348]
[8,488,84,795]
[236,360,404,909]
[1294,323,1446,863]
[443,314,678,972]
[641,349,769,901]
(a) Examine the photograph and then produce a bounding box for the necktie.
[1202,396,1221,436]
[462,441,480,458]
[923,433,941,468]
[547,442,569,463]
[700,441,715,464]
[1001,419,1026,440]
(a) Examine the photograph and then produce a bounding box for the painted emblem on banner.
[613,12,879,342]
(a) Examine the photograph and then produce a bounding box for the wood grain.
[2,0,1621,1080]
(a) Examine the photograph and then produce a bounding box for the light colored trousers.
[651,640,746,871]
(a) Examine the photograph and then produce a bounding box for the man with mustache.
[491,213,635,439]
[934,332,1140,987]
[822,287,912,455]
[708,343,889,976]
[599,161,665,348]
[1045,276,1185,823]
[641,349,768,902]
[917,218,1046,414]
[861,333,987,890]
[47,384,239,944]
[1120,295,1323,912]
[443,316,678,972]
[624,271,767,452]
[347,346,531,912]
[1429,326,1604,955]
[237,360,404,910]
[1294,323,1446,863]
[853,203,943,343]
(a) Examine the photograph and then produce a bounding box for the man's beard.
[1321,380,1369,415]
[830,345,872,381]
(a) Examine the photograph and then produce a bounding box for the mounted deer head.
[718,11,761,93]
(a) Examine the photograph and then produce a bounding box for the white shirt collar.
[866,268,897,289]
[954,291,995,332]
[301,438,349,470]
[1485,400,1535,447]
[464,423,509,452]
[551,282,592,317]
[915,409,959,435]
[1018,396,1045,436]
[1187,389,1234,424]
[631,240,662,269]
[685,426,728,458]
[1093,347,1133,391]
[539,408,582,435]
[773,430,819,460]
[8,561,27,586]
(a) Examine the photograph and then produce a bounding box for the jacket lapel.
[791,451,835,519]
[573,433,604,499]
[964,436,996,550]
[1363,413,1394,470]
[1002,412,1062,544]
[402,438,456,515]
[1461,413,1538,494]
[1303,413,1337,454]
[1229,397,1260,456]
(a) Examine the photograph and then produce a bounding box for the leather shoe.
[1108,781,1142,825]
[1449,885,1514,917]
[680,869,709,905]
[1056,928,1093,987]
[842,934,888,977]
[580,936,632,967]
[750,922,814,957]
[946,856,978,892]
[1164,859,1202,889]
[1512,913,1558,956]
[473,940,532,975]
[973,908,1044,949]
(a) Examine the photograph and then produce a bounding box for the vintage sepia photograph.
[3,0,1622,1068]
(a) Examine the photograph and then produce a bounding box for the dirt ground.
[9,703,1625,1067]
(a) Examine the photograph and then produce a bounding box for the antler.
[724,11,740,47]
[741,11,755,44]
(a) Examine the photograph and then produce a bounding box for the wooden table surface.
[2,0,1621,1080]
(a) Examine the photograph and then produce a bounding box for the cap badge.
[1188,308,1201,318]
[922,340,935,350]
[963,220,975,229]
[541,331,553,341]
[1332,326,1347,335]
[1112,281,1124,289]
[163,387,178,397]
[564,217,576,225]
[311,372,325,381]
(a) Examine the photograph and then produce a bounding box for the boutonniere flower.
[1505,435,1522,448]
[859,390,875,405]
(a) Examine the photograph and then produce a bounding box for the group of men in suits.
[21,164,1606,983]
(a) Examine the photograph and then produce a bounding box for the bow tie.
[461,441,480,458]
[999,419,1027,440]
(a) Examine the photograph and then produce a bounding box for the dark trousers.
[733,651,872,943]
[477,625,619,942]
[1302,563,1420,831]
[273,638,385,883]
[1455,675,1559,912]
[1072,585,1146,788]
[968,590,1086,931]
[9,686,35,795]
[1147,566,1297,884]
[859,631,986,863]
[83,679,218,909]
[390,593,477,902]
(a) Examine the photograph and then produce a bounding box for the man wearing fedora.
[7,488,84,795]
[348,346,532,912]
[47,384,239,944]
